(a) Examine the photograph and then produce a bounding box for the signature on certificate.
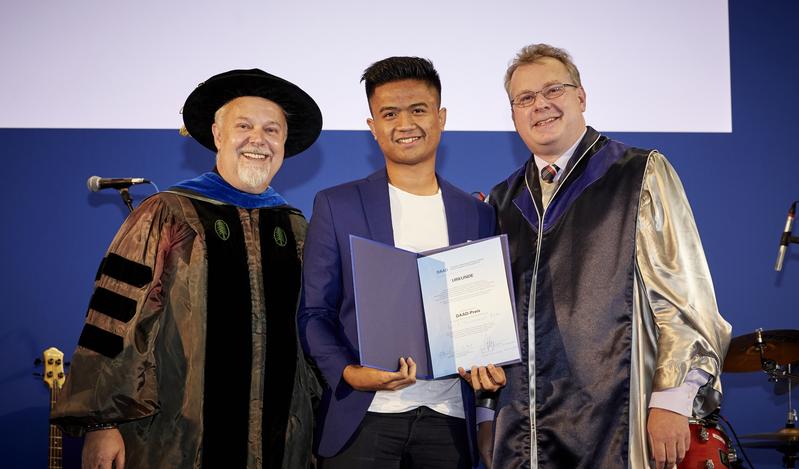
[481,334,496,354]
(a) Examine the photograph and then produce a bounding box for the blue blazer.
[298,169,496,464]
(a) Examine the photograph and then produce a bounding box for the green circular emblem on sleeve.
[214,220,230,240]
[273,226,287,247]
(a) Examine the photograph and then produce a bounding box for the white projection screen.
[1,0,730,132]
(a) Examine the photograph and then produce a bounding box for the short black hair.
[361,56,442,104]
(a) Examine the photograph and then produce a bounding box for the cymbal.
[740,428,799,450]
[741,428,799,441]
[723,329,799,372]
[741,440,799,449]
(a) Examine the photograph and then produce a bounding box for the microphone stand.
[756,329,799,382]
[756,329,799,428]
[755,329,799,467]
[117,188,134,213]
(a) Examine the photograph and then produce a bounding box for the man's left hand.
[647,407,690,469]
[458,364,506,392]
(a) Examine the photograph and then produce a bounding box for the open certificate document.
[417,236,520,377]
[351,234,520,379]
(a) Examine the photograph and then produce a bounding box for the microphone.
[86,176,150,192]
[775,201,796,272]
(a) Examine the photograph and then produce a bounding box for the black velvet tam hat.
[182,69,322,157]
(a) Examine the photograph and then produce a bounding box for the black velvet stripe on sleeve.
[189,200,251,468]
[99,253,153,287]
[260,208,301,469]
[88,287,137,323]
[77,324,123,358]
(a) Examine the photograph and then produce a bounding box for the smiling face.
[366,79,446,171]
[211,96,288,194]
[509,57,587,162]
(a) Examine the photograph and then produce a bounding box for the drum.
[678,420,737,469]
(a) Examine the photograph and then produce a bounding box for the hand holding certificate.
[351,234,521,379]
[458,363,507,392]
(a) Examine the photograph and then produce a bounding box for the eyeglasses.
[510,83,578,108]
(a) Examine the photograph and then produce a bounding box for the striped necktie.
[540,164,560,183]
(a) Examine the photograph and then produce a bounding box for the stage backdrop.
[1,1,796,468]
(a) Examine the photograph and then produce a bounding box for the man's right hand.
[342,357,417,391]
[83,428,125,469]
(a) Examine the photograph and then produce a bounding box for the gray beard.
[237,161,270,192]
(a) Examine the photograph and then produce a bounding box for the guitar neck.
[43,347,65,469]
[49,386,63,469]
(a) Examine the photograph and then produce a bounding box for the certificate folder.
[350,234,521,379]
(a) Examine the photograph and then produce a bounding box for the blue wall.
[1,2,797,467]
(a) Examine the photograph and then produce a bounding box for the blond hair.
[504,44,582,97]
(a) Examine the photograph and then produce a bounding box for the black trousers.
[319,406,471,469]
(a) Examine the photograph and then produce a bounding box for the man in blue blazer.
[298,57,504,468]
